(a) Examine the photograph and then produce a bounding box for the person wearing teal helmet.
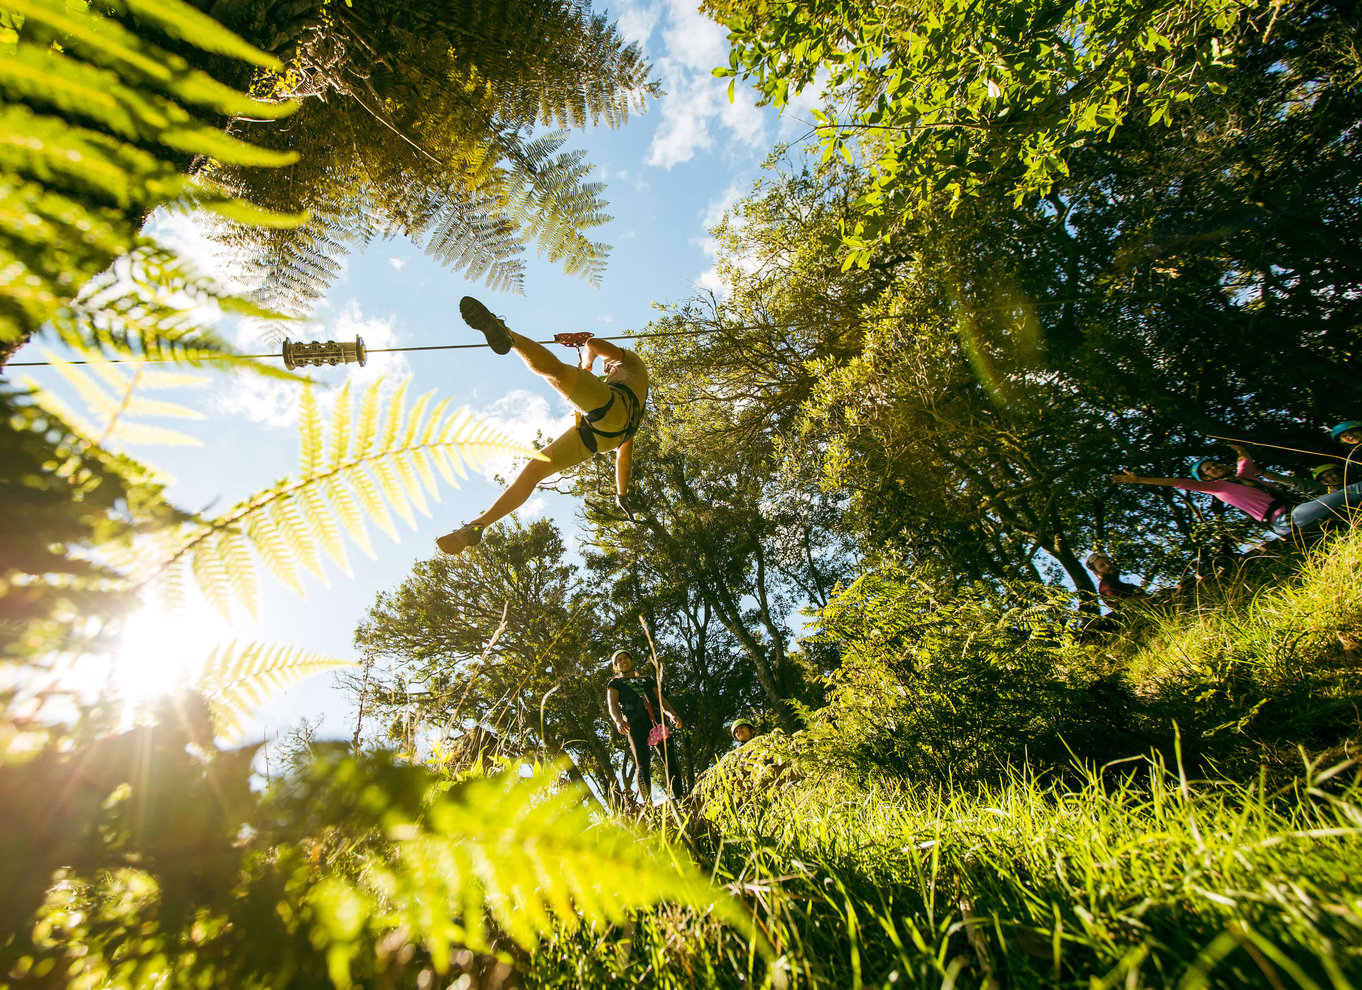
[1331,421,1362,445]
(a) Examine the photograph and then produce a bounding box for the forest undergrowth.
[528,529,1362,989]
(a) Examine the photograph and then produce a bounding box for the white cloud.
[388,257,406,271]
[644,0,768,169]
[472,388,575,482]
[692,184,746,296]
[616,0,662,47]
[518,495,548,519]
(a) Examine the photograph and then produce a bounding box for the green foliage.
[20,349,208,452]
[0,385,170,664]
[1,716,738,989]
[0,0,303,359]
[621,751,1362,989]
[708,0,1250,261]
[139,377,538,615]
[353,517,625,798]
[199,639,355,739]
[804,561,1148,783]
[204,0,657,315]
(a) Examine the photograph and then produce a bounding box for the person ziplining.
[436,296,648,555]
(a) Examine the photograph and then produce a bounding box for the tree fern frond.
[192,530,237,620]
[117,0,285,70]
[271,493,327,584]
[7,0,293,120]
[197,639,354,739]
[352,376,384,460]
[327,380,353,471]
[143,380,538,610]
[299,383,322,479]
[219,530,260,617]
[245,511,306,597]
[371,766,748,955]
[325,475,374,559]
[350,463,403,542]
[302,482,350,576]
[18,376,100,440]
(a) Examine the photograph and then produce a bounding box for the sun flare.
[109,605,231,704]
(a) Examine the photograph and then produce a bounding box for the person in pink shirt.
[1114,448,1362,536]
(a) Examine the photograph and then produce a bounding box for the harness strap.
[577,383,643,454]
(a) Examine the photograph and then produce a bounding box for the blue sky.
[19,0,824,743]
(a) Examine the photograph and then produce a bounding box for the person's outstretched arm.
[1114,470,1180,487]
[1114,470,1217,493]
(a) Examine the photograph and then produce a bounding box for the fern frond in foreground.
[138,377,540,615]
[4,732,740,989]
[197,639,354,739]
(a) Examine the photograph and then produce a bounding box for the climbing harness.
[553,331,645,453]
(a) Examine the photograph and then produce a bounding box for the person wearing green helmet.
[1312,463,1345,493]
[730,719,757,745]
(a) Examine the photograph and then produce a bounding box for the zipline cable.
[1,288,1227,369]
[2,326,721,368]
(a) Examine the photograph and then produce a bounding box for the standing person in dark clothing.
[606,650,684,804]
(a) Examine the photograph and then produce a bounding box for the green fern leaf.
[327,379,353,471]
[142,379,538,611]
[197,639,353,739]
[299,383,322,479]
[350,464,402,542]
[352,378,384,460]
[245,511,306,597]
[302,481,351,576]
[219,529,260,618]
[325,475,375,559]
[272,494,327,584]
[118,0,285,70]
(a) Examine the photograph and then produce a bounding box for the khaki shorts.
[539,370,634,471]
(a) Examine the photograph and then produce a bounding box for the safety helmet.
[1191,457,1224,481]
[1331,420,1362,440]
[730,718,755,736]
[609,649,633,667]
[1312,463,1343,481]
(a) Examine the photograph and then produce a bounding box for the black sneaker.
[436,523,484,555]
[459,296,513,355]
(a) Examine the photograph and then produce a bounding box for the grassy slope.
[529,532,1362,989]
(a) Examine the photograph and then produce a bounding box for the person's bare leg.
[470,454,557,529]
[506,330,581,399]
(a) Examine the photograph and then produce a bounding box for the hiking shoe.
[459,296,513,355]
[436,523,484,555]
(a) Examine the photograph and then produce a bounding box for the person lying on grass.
[1114,445,1362,537]
[437,297,647,555]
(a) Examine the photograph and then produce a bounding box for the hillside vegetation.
[528,531,1362,989]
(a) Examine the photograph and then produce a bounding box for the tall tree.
[572,418,850,732]
[194,0,658,321]
[353,518,633,801]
